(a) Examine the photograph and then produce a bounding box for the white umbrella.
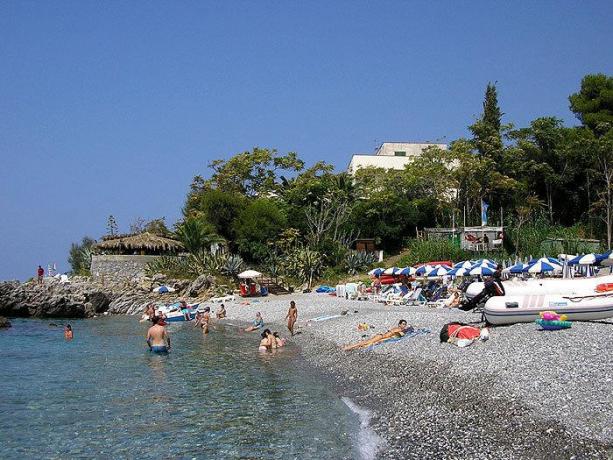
[238,270,262,279]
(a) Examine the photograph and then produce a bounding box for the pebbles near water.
[218,293,613,459]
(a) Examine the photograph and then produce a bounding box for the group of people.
[144,300,298,354]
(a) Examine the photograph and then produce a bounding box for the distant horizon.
[1,1,612,280]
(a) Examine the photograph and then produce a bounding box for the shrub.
[344,250,377,275]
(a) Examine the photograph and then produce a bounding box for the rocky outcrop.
[0,274,230,319]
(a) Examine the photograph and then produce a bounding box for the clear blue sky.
[1,1,611,280]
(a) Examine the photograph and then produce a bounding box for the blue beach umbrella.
[415,264,434,276]
[504,262,526,274]
[428,265,450,277]
[368,268,384,276]
[525,260,562,274]
[383,267,401,275]
[453,260,473,269]
[399,266,416,276]
[469,265,496,276]
[448,266,470,277]
[568,254,597,266]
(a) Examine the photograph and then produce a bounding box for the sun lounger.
[345,283,359,300]
[404,288,426,306]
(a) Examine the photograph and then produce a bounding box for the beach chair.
[345,283,358,300]
[405,288,426,306]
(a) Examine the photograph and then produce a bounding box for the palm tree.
[176,217,225,270]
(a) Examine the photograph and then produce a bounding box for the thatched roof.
[94,232,184,252]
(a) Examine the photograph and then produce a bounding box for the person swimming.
[147,316,171,353]
[64,324,73,341]
[273,332,286,347]
[258,328,273,351]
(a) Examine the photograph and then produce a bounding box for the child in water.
[64,324,73,340]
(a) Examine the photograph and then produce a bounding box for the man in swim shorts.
[147,316,171,353]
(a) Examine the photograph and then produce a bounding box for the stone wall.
[90,255,162,281]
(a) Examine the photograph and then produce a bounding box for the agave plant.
[221,254,244,278]
[344,250,377,275]
[285,248,324,289]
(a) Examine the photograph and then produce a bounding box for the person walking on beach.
[286,301,298,336]
[146,316,171,353]
[64,324,73,340]
[37,265,44,284]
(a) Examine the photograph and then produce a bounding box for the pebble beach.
[219,293,613,459]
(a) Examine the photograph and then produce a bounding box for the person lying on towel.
[459,267,505,311]
[343,320,412,351]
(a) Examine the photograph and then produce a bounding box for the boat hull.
[466,274,613,299]
[484,294,613,325]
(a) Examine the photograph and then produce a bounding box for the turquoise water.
[0,317,360,459]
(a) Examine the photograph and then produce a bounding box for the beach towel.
[316,285,335,293]
[367,328,431,350]
[308,314,342,323]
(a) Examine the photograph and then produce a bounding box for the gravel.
[214,293,613,459]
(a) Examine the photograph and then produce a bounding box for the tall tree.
[569,73,613,136]
[470,82,504,162]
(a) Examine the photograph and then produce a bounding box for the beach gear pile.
[439,322,490,347]
[535,311,572,331]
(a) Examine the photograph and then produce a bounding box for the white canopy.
[238,270,262,279]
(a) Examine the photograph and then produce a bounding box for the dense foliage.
[71,73,613,284]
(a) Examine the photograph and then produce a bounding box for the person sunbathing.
[343,320,411,351]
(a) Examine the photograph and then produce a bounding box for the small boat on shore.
[484,293,613,325]
[466,274,613,299]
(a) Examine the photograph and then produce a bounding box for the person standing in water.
[201,307,211,334]
[146,316,171,353]
[64,324,73,340]
[286,301,298,336]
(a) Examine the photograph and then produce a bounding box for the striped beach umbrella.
[448,266,470,277]
[383,267,401,275]
[368,268,384,276]
[415,264,434,276]
[453,260,474,269]
[504,262,526,274]
[525,260,562,274]
[568,254,597,266]
[398,266,416,276]
[469,265,496,276]
[428,265,450,277]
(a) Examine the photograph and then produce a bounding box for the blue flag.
[481,200,489,226]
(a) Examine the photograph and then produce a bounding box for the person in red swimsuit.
[37,265,44,284]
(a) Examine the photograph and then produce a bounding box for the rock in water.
[0,316,11,328]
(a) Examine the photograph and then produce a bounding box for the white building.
[347,142,447,175]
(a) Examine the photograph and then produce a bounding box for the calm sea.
[0,317,370,459]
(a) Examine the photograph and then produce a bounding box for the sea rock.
[186,274,214,297]
[0,316,11,328]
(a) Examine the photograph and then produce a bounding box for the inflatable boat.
[484,293,613,325]
[466,274,613,299]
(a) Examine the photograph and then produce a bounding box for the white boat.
[484,293,613,325]
[466,274,613,299]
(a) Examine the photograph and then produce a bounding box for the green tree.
[470,82,504,162]
[196,189,246,242]
[569,73,613,136]
[234,199,287,261]
[204,147,304,196]
[175,217,224,270]
[68,236,96,275]
[144,217,172,237]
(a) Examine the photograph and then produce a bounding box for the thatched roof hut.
[94,232,184,255]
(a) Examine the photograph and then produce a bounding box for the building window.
[394,151,406,157]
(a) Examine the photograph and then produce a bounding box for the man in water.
[146,316,171,353]
[343,320,412,351]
